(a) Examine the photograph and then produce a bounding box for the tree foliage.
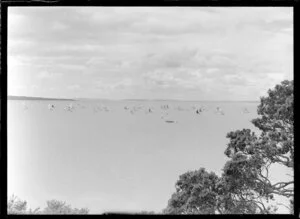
[7,195,89,215]
[8,195,41,215]
[164,80,294,214]
[43,199,89,215]
[163,168,220,214]
[139,210,156,214]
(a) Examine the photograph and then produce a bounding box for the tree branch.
[276,202,291,211]
[272,181,294,189]
[255,200,268,213]
[271,190,293,198]
[258,169,272,185]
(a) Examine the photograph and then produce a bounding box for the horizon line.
[7,95,259,102]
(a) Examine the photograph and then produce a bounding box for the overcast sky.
[8,7,293,100]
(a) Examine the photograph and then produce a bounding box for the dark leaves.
[164,80,294,214]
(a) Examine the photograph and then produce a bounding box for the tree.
[7,195,89,215]
[139,210,156,214]
[162,168,258,214]
[8,194,40,215]
[251,80,294,169]
[163,168,221,214]
[164,80,294,214]
[43,199,89,215]
[222,80,293,213]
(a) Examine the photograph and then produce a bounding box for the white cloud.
[206,68,220,74]
[31,85,39,90]
[52,21,68,31]
[267,73,286,83]
[38,70,61,79]
[7,7,293,100]
[67,84,81,90]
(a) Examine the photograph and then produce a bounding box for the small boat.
[161,104,169,110]
[165,120,177,123]
[196,108,203,114]
[64,103,74,112]
[175,106,185,111]
[215,107,225,115]
[242,108,250,114]
[22,101,28,110]
[145,107,154,114]
[161,111,169,119]
[93,106,100,113]
[48,104,55,111]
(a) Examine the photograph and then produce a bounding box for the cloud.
[267,73,286,83]
[143,70,175,88]
[38,71,53,79]
[67,84,81,90]
[7,7,293,100]
[113,78,133,89]
[37,71,62,79]
[142,68,206,90]
[94,78,133,92]
[222,74,251,86]
[9,84,26,91]
[57,64,86,71]
[31,85,39,90]
[52,21,69,31]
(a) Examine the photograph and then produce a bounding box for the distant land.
[122,99,259,103]
[7,95,75,101]
[7,96,259,102]
[80,98,259,103]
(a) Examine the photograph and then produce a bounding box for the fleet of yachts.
[19,101,251,123]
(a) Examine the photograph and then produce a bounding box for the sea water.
[7,100,292,213]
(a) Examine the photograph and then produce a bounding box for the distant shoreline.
[7,96,75,101]
[7,96,259,103]
[72,98,259,103]
[122,99,259,103]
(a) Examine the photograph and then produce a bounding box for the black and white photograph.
[6,6,294,215]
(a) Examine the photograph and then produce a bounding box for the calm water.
[7,100,291,213]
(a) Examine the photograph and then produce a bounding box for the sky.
[7,7,293,101]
